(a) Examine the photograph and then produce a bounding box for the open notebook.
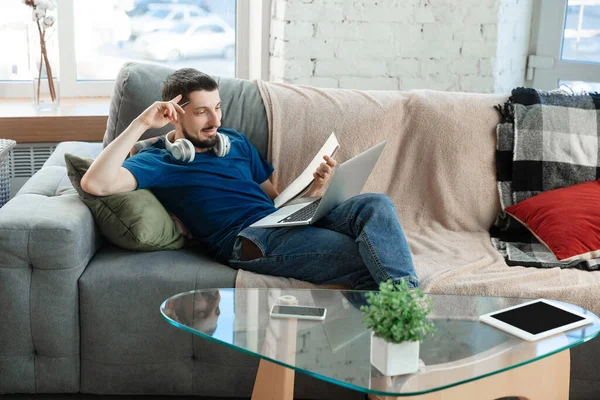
[273,132,339,208]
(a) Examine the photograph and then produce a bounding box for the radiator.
[10,142,58,198]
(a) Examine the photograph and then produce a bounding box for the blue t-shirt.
[122,128,276,261]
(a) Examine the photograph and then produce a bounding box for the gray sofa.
[0,62,359,399]
[2,61,600,400]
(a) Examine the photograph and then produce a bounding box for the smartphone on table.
[270,304,327,321]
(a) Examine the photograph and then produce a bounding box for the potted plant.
[361,279,436,376]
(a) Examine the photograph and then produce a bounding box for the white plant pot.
[370,332,420,376]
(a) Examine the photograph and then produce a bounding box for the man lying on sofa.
[81,68,418,290]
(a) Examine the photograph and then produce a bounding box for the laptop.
[249,140,387,229]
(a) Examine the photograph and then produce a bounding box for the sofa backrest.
[103,62,270,158]
[258,81,509,232]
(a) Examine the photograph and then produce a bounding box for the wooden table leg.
[369,349,570,400]
[251,358,295,400]
[251,303,298,400]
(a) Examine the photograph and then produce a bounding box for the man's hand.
[305,155,337,197]
[136,94,186,129]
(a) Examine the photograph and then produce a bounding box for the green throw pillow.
[64,153,185,251]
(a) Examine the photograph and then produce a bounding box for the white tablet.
[479,299,595,341]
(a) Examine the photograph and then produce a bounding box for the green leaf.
[361,279,436,344]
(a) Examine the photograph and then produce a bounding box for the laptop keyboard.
[278,198,322,223]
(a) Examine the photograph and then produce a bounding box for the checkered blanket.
[491,87,600,270]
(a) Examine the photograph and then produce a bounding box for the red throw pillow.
[505,179,600,261]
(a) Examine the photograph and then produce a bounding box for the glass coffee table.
[160,288,600,399]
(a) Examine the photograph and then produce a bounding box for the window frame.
[531,0,600,89]
[0,0,269,98]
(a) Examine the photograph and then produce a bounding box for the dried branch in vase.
[24,0,58,102]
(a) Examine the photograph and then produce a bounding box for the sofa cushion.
[505,179,600,261]
[43,141,103,168]
[64,153,185,251]
[103,62,269,158]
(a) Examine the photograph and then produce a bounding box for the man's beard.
[182,125,219,149]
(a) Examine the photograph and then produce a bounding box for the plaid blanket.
[491,87,600,270]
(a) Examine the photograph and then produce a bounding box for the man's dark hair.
[162,68,218,103]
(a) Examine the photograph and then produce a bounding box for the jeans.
[228,193,418,290]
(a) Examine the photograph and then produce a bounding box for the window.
[531,0,600,91]
[194,25,226,34]
[170,24,191,35]
[72,0,236,82]
[563,3,600,63]
[210,25,226,33]
[0,1,38,81]
[560,80,600,92]
[0,0,269,98]
[149,9,170,19]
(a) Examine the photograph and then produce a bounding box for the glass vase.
[32,75,60,111]
[29,12,60,111]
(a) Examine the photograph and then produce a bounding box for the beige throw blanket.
[237,81,600,316]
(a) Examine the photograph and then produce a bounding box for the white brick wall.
[269,0,534,93]
[494,0,535,93]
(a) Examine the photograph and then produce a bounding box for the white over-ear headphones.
[163,131,231,163]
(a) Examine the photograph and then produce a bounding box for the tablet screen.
[489,301,585,335]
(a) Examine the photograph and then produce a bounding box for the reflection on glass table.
[161,288,600,399]
[562,0,600,63]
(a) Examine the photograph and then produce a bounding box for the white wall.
[269,0,534,93]
[495,0,535,93]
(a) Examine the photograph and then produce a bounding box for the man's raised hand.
[137,94,186,130]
